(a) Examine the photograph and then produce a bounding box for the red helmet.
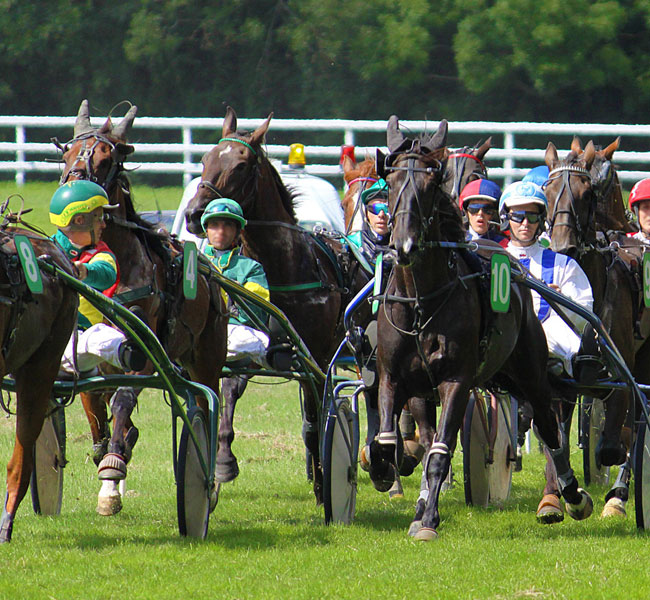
[629,178,650,209]
[458,179,502,211]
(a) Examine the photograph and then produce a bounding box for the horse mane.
[344,158,376,184]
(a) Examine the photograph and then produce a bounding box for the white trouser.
[542,314,582,376]
[227,323,269,365]
[60,323,126,374]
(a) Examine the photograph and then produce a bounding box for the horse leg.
[80,391,110,466]
[96,387,139,516]
[596,389,629,467]
[301,384,323,504]
[412,381,470,541]
[399,398,427,477]
[215,375,248,483]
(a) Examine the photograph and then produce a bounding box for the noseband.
[546,165,594,246]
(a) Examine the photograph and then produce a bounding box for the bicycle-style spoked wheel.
[31,409,66,515]
[488,396,515,503]
[581,397,610,486]
[463,392,489,507]
[323,397,359,525]
[177,406,210,538]
[634,420,650,529]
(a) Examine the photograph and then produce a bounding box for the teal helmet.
[49,180,110,230]
[360,178,389,205]
[200,198,247,231]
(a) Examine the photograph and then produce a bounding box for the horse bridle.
[385,153,446,244]
[546,165,594,247]
[446,149,487,199]
[57,133,123,191]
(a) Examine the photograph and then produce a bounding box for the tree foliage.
[0,0,648,123]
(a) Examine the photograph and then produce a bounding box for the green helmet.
[200,199,247,231]
[50,180,109,229]
[360,178,389,205]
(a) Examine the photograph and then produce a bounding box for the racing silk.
[204,245,270,328]
[628,231,650,244]
[466,227,507,245]
[53,230,118,329]
[505,240,593,374]
[348,229,391,265]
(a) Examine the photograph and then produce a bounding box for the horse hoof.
[360,446,370,473]
[565,488,593,521]
[215,458,239,483]
[408,520,422,537]
[97,480,122,516]
[536,494,564,524]
[596,439,627,468]
[601,497,626,518]
[399,442,424,477]
[388,478,404,500]
[370,463,397,493]
[413,527,439,541]
[97,453,127,481]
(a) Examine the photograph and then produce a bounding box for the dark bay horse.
[57,100,228,514]
[544,138,643,519]
[1,229,78,542]
[370,115,592,540]
[184,106,368,500]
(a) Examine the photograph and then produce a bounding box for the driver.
[201,198,270,365]
[50,180,146,375]
[627,178,650,243]
[500,181,594,378]
[458,179,506,243]
[347,178,391,266]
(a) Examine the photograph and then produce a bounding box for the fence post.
[182,126,193,188]
[504,131,514,186]
[16,125,25,186]
[344,129,355,148]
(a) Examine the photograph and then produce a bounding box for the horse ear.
[476,137,491,160]
[98,117,113,135]
[113,142,135,157]
[112,105,138,141]
[571,136,583,154]
[601,137,621,160]
[341,155,356,176]
[387,115,404,152]
[545,142,559,168]
[222,106,237,137]
[430,119,448,150]
[583,140,596,169]
[74,99,94,138]
[249,112,273,148]
[376,148,387,179]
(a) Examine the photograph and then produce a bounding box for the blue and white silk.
[506,241,594,375]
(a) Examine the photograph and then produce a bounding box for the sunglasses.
[466,203,496,216]
[507,211,542,224]
[367,201,390,216]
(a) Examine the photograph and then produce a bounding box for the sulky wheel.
[581,397,610,487]
[177,406,210,538]
[323,396,359,525]
[31,409,66,516]
[463,392,489,507]
[635,420,650,529]
[488,396,515,503]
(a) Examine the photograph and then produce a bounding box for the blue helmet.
[522,165,550,188]
[499,181,548,214]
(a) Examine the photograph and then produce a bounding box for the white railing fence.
[1,115,650,188]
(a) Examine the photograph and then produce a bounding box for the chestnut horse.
[184,106,369,500]
[57,100,228,514]
[544,138,644,519]
[370,115,592,540]
[1,229,78,542]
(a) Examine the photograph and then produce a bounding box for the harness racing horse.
[0,227,78,542]
[57,100,228,514]
[184,106,368,499]
[369,115,592,540]
[545,138,643,519]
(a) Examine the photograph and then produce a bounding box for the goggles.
[507,210,542,224]
[367,201,390,217]
[466,203,496,216]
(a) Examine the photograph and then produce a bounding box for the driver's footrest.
[572,354,609,386]
[266,343,294,371]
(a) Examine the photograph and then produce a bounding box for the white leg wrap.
[428,441,450,457]
[377,431,398,446]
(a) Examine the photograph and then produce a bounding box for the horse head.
[58,99,137,196]
[443,138,491,203]
[544,139,596,258]
[184,106,274,236]
[378,115,452,264]
[341,156,378,233]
